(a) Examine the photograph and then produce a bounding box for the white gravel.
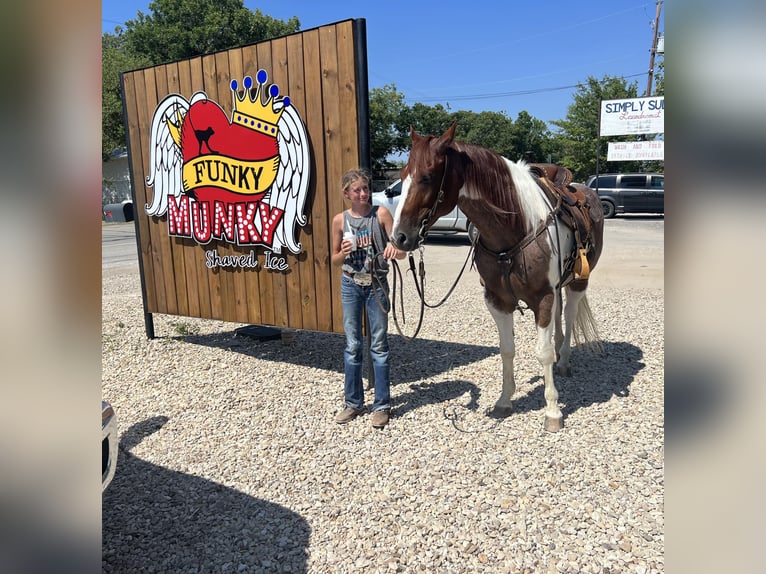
[102,226,664,573]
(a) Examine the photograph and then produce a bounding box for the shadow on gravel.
[178,334,641,421]
[509,341,644,419]
[103,417,310,573]
[180,329,498,386]
[391,379,481,419]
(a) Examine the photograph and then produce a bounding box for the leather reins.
[384,156,476,340]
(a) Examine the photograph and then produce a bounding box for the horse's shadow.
[178,331,642,422]
[508,341,644,418]
[102,417,311,573]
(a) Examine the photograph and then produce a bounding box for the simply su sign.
[599,96,664,137]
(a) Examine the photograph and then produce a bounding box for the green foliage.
[368,85,409,171]
[550,75,660,181]
[121,0,300,65]
[102,34,151,159]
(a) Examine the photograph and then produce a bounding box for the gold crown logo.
[230,70,289,138]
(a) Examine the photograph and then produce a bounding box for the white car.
[372,179,471,235]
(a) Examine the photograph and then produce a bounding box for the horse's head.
[390,122,460,251]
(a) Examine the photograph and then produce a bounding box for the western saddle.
[528,163,597,281]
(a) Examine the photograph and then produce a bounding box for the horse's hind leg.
[555,286,587,377]
[486,301,516,417]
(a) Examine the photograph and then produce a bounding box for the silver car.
[372,179,471,234]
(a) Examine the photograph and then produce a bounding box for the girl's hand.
[383,243,404,260]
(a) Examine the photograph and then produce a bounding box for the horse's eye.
[419,175,431,185]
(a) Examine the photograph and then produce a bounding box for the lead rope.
[386,237,475,340]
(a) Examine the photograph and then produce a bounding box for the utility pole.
[646,0,663,97]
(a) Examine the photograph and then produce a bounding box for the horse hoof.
[544,415,563,432]
[489,404,513,418]
[556,365,572,377]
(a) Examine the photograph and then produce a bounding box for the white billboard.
[607,140,664,161]
[600,96,664,136]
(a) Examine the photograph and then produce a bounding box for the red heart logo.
[180,99,279,204]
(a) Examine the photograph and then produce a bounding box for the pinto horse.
[390,123,603,432]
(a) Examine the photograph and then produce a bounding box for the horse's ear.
[434,122,457,155]
[410,125,422,143]
[444,121,457,140]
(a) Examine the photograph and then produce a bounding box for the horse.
[390,123,604,432]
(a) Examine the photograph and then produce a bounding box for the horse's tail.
[573,294,603,353]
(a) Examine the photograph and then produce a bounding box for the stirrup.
[574,248,590,280]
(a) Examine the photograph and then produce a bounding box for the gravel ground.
[102,221,664,573]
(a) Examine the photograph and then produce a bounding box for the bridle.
[387,154,477,340]
[414,155,450,246]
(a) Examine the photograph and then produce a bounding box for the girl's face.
[345,178,370,204]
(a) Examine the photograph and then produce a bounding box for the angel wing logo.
[145,70,310,254]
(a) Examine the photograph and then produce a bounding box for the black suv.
[585,173,664,218]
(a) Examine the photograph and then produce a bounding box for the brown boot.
[335,407,364,424]
[371,410,390,429]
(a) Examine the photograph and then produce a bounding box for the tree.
[368,84,409,172]
[401,103,453,142]
[120,0,300,65]
[102,0,299,158]
[102,33,151,159]
[454,110,515,157]
[511,111,556,164]
[551,75,640,181]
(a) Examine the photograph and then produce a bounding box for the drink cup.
[343,231,356,250]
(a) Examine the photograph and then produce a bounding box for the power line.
[402,73,646,104]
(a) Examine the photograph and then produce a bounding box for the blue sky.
[102,1,664,126]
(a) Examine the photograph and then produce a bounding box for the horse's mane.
[451,142,550,232]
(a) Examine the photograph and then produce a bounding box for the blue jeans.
[341,274,391,412]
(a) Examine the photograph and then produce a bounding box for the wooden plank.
[337,21,361,172]
[223,47,254,325]
[302,28,334,333]
[253,41,276,327]
[319,25,346,333]
[122,71,157,312]
[136,68,170,314]
[229,46,263,325]
[210,49,239,323]
[286,32,318,331]
[161,61,190,318]
[268,36,293,329]
[198,53,227,321]
[147,65,180,316]
[183,56,214,319]
[174,58,203,319]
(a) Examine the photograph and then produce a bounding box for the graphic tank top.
[342,206,389,277]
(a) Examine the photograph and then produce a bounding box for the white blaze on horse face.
[391,174,412,233]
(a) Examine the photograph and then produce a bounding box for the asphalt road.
[102,216,664,290]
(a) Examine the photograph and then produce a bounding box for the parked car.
[585,173,664,218]
[372,179,472,235]
[102,400,119,491]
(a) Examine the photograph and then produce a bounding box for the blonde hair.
[341,168,371,193]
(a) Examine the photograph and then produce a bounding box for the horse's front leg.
[536,296,562,432]
[486,301,515,417]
